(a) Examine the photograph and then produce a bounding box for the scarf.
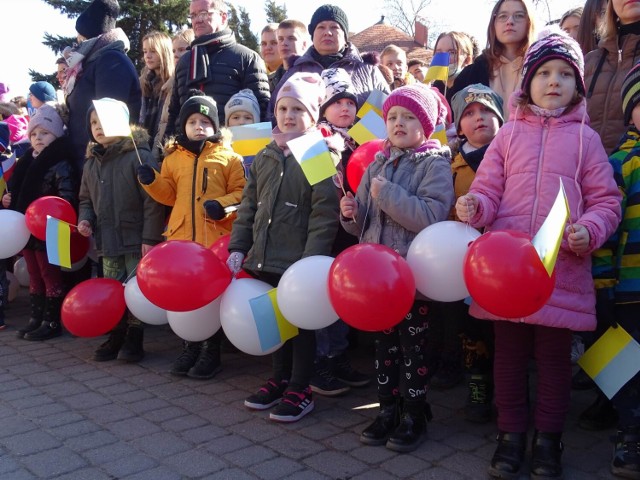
[529,104,567,118]
[460,141,489,172]
[189,30,234,84]
[310,46,344,69]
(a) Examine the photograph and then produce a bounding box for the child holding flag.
[455,31,621,479]
[340,84,455,452]
[224,89,263,177]
[227,72,339,423]
[2,104,79,341]
[77,98,165,363]
[138,92,245,379]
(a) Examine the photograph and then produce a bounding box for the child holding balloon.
[455,30,621,479]
[2,103,79,341]
[340,83,455,452]
[227,72,339,423]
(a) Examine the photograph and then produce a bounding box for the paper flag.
[578,325,640,399]
[425,52,450,83]
[1,151,16,182]
[430,123,447,145]
[229,122,272,157]
[287,130,336,185]
[348,110,387,145]
[249,288,298,352]
[45,215,72,268]
[357,90,388,118]
[0,163,5,195]
[532,179,570,276]
[92,98,132,137]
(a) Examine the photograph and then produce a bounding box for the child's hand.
[137,164,156,185]
[455,194,478,222]
[340,192,358,219]
[567,224,590,255]
[370,175,387,199]
[141,244,153,256]
[77,220,93,237]
[1,192,11,208]
[227,252,245,276]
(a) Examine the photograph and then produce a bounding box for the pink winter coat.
[467,93,621,331]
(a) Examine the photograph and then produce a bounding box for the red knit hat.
[382,84,440,138]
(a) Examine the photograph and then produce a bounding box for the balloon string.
[122,265,137,286]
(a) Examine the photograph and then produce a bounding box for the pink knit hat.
[27,104,65,139]
[382,84,440,138]
[0,82,10,103]
[275,72,324,122]
[5,114,29,143]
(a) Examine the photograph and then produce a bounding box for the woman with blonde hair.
[139,31,174,158]
[450,0,536,119]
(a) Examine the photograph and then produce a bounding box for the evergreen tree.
[264,0,287,24]
[228,4,259,52]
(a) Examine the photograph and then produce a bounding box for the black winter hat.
[178,95,219,136]
[308,5,349,40]
[76,0,120,39]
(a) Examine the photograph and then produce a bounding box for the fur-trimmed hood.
[85,124,150,158]
[162,127,233,156]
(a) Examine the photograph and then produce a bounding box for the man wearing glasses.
[166,0,270,135]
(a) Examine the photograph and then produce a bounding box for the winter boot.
[611,426,640,479]
[310,356,350,396]
[171,341,202,376]
[464,374,493,423]
[17,294,45,338]
[187,339,222,379]
[24,296,63,341]
[360,396,400,446]
[488,432,527,479]
[386,401,428,453]
[117,325,145,363]
[328,352,371,387]
[93,318,127,361]
[531,431,564,479]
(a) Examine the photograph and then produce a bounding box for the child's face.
[275,97,314,133]
[185,112,215,140]
[89,110,119,146]
[172,38,189,65]
[458,103,501,149]
[324,98,357,128]
[227,110,255,127]
[29,126,56,155]
[632,103,640,131]
[143,40,161,72]
[408,64,427,83]
[385,105,426,149]
[382,52,407,79]
[529,59,577,111]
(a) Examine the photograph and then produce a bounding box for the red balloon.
[61,278,125,337]
[346,139,384,192]
[328,243,415,331]
[25,196,77,241]
[70,230,90,263]
[463,230,556,319]
[209,234,231,262]
[137,240,231,312]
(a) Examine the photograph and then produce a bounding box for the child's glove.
[226,252,245,276]
[203,200,225,220]
[137,164,156,185]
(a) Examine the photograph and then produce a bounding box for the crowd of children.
[3,2,640,478]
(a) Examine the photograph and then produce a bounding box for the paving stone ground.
[0,289,618,479]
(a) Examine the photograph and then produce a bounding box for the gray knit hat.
[224,89,260,125]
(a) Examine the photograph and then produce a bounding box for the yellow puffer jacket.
[142,138,246,247]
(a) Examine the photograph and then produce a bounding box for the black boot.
[579,391,618,431]
[17,294,45,338]
[360,396,400,446]
[93,318,127,361]
[328,352,371,387]
[171,341,202,376]
[464,374,493,423]
[24,296,63,341]
[187,339,222,379]
[611,426,640,479]
[117,325,145,363]
[488,431,526,479]
[385,401,428,453]
[531,431,563,479]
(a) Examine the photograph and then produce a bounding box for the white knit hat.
[224,89,260,125]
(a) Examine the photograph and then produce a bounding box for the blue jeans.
[315,320,350,358]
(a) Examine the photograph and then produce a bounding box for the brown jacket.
[585,31,640,154]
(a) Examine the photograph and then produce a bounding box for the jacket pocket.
[167,214,185,238]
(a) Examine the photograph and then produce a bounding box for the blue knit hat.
[29,81,56,103]
[0,122,9,151]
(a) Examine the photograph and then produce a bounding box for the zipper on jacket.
[191,153,200,241]
[202,167,208,194]
[531,118,550,234]
[619,48,622,64]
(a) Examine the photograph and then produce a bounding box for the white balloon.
[220,278,282,356]
[124,277,168,325]
[6,271,19,302]
[167,297,221,342]
[13,256,30,287]
[407,221,481,302]
[0,210,30,259]
[277,255,338,330]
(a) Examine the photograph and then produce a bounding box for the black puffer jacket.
[166,29,271,136]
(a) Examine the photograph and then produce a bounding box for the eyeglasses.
[187,10,217,22]
[494,12,527,23]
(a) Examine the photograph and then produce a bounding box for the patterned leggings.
[374,300,430,401]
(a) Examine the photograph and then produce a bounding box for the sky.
[4,0,583,99]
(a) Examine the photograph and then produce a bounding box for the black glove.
[203,200,225,220]
[137,164,156,185]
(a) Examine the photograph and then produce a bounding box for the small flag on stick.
[287,130,337,185]
[229,122,272,156]
[249,288,298,352]
[45,215,72,268]
[424,52,450,83]
[348,110,387,145]
[357,90,388,118]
